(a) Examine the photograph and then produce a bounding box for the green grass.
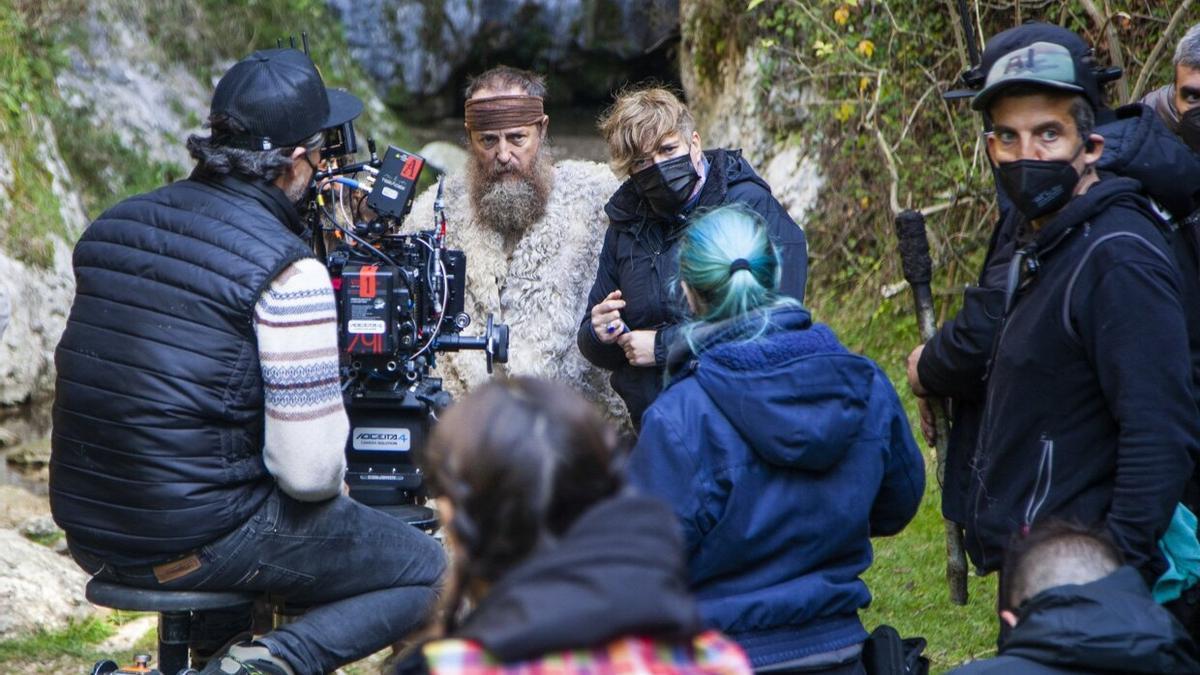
[0,617,114,662]
[21,530,63,548]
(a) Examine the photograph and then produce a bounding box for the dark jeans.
[74,488,447,674]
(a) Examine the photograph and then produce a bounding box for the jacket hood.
[675,306,876,471]
[604,148,769,232]
[455,492,701,661]
[1096,102,1200,220]
[1143,84,1181,135]
[1003,566,1200,673]
[1032,176,1151,257]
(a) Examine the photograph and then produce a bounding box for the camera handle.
[432,313,510,374]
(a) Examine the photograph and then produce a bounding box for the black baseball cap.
[971,23,1101,112]
[210,48,363,150]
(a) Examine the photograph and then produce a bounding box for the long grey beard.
[468,150,554,236]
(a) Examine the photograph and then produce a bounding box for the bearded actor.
[405,66,624,417]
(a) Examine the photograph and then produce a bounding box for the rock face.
[0,528,95,640]
[0,234,76,407]
[328,0,680,117]
[678,1,823,229]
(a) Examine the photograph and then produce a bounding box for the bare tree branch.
[1130,0,1195,102]
[1079,0,1130,103]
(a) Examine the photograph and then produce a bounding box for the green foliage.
[0,617,114,662]
[21,529,63,547]
[718,1,1200,669]
[743,0,1197,296]
[136,0,413,150]
[49,105,185,220]
[0,1,81,267]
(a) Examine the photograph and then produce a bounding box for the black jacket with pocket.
[964,177,1200,578]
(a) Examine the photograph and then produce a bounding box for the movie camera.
[308,120,509,526]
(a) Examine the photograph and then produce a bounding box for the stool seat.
[86,579,256,612]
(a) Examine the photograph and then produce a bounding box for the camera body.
[311,138,509,524]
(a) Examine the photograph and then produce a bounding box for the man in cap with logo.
[406,65,627,420]
[50,49,445,674]
[908,23,1200,612]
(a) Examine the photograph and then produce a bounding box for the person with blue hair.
[627,204,925,674]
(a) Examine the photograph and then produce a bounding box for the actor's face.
[465,87,554,234]
[1175,64,1200,115]
[986,93,1099,173]
[631,130,703,175]
[466,86,548,180]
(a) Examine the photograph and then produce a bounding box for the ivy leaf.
[834,6,850,26]
[747,0,767,10]
[814,40,835,58]
[857,39,876,58]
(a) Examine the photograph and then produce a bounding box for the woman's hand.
[590,290,627,345]
[618,330,657,367]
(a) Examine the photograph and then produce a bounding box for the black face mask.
[1180,107,1200,154]
[995,144,1084,221]
[632,153,700,218]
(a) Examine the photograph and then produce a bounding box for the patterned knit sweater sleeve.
[253,258,349,501]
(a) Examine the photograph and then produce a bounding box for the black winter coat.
[576,149,808,427]
[965,178,1199,578]
[50,171,312,566]
[921,103,1200,526]
[950,566,1200,674]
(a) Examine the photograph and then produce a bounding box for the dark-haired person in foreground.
[950,522,1200,674]
[49,49,445,674]
[628,205,923,673]
[394,377,751,675]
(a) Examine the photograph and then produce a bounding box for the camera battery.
[341,263,397,355]
[366,146,424,219]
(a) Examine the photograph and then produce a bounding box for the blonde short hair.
[598,87,696,177]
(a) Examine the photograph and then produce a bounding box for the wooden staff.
[895,208,969,605]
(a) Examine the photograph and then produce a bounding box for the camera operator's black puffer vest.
[50,172,313,567]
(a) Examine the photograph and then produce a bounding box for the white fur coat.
[407,159,626,421]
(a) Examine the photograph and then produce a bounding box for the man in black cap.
[906,22,1200,615]
[49,49,445,674]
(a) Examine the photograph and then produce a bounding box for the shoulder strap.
[1061,231,1175,343]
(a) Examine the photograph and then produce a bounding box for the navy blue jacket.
[627,306,924,668]
[966,178,1200,579]
[950,566,1200,674]
[577,149,808,428]
[51,171,312,566]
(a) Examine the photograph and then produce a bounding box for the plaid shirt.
[421,630,751,675]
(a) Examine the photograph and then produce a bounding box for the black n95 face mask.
[1180,107,1200,154]
[632,154,701,218]
[995,144,1084,221]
